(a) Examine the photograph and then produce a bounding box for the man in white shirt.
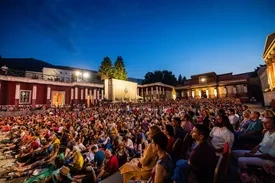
[228,108,239,129]
[123,136,135,156]
[210,115,235,156]
[232,117,275,169]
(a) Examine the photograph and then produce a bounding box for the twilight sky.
[0,0,275,79]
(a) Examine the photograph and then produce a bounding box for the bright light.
[75,71,81,77]
[200,78,206,82]
[83,72,90,78]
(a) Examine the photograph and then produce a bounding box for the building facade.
[0,57,263,106]
[0,65,104,108]
[262,33,275,106]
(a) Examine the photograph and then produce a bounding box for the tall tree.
[178,74,183,85]
[112,56,128,80]
[98,57,113,80]
[142,70,177,85]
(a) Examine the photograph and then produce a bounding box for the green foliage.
[112,56,128,80]
[177,74,187,85]
[98,57,113,79]
[178,74,183,85]
[142,70,177,86]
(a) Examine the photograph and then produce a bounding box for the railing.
[0,68,103,84]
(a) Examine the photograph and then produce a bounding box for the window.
[19,90,31,104]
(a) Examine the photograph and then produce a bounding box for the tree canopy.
[142,70,177,86]
[98,57,113,80]
[112,56,128,80]
[177,74,187,85]
[98,56,128,80]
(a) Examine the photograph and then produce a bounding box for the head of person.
[242,105,248,111]
[263,109,275,118]
[202,109,210,117]
[122,136,129,142]
[171,117,181,127]
[191,124,210,142]
[250,111,260,120]
[105,149,112,159]
[243,110,251,120]
[56,166,70,181]
[217,108,226,116]
[164,124,174,137]
[227,108,235,115]
[151,132,168,154]
[148,125,161,141]
[117,141,125,150]
[91,145,98,153]
[215,114,234,133]
[262,117,275,131]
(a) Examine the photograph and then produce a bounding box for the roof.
[263,32,275,57]
[191,72,217,78]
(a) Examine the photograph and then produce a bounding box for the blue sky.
[0,0,275,79]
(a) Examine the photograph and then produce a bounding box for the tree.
[98,57,113,80]
[142,70,177,85]
[177,74,183,85]
[112,56,128,80]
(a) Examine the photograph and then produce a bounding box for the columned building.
[0,59,104,109]
[175,72,252,99]
[262,33,275,106]
[137,82,174,101]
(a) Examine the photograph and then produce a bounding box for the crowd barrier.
[0,109,47,117]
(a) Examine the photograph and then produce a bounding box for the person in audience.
[234,111,263,148]
[68,146,84,176]
[210,114,234,156]
[181,114,195,133]
[172,124,217,183]
[115,141,130,167]
[171,117,186,139]
[120,125,161,183]
[232,117,275,170]
[97,149,119,180]
[91,145,105,169]
[202,109,211,128]
[227,108,239,130]
[238,110,251,132]
[163,124,176,155]
[146,132,174,183]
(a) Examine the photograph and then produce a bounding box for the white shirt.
[125,138,134,149]
[228,114,239,125]
[259,131,275,157]
[210,126,235,156]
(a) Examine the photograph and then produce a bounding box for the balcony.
[0,68,103,84]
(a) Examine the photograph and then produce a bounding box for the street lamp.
[75,71,81,77]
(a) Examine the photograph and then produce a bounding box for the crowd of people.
[0,97,274,183]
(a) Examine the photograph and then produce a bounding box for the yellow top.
[73,151,84,170]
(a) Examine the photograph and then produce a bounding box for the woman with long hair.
[120,125,161,183]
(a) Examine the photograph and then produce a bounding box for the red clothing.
[106,155,119,174]
[166,136,176,155]
[31,141,40,150]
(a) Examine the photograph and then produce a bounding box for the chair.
[213,155,223,183]
[213,142,231,183]
[222,142,231,176]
